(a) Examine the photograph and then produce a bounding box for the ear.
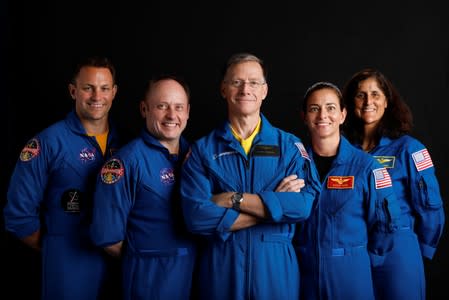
[220,81,226,99]
[111,84,118,100]
[68,83,76,100]
[261,83,268,99]
[186,103,191,119]
[340,107,347,124]
[139,101,146,118]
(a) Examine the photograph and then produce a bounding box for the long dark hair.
[342,68,413,144]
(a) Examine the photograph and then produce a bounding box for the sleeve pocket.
[417,173,443,209]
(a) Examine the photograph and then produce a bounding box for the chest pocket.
[323,176,363,215]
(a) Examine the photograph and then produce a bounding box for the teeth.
[90,104,103,108]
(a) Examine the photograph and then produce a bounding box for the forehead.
[308,88,340,104]
[226,61,264,78]
[76,66,113,83]
[358,77,381,91]
[146,79,188,103]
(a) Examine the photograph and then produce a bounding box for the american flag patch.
[412,149,433,172]
[373,168,392,189]
[295,142,310,160]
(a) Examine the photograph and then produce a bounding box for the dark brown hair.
[342,68,413,144]
[71,56,116,85]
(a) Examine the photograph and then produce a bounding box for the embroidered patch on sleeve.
[327,176,354,189]
[20,138,40,162]
[100,158,124,184]
[295,142,310,160]
[373,168,392,189]
[412,149,434,172]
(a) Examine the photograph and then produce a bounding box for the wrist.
[231,192,244,211]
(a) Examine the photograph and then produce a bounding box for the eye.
[355,92,366,100]
[175,104,185,111]
[248,81,259,88]
[156,103,168,110]
[372,92,381,99]
[231,80,243,87]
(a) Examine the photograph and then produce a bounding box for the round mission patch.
[20,138,40,162]
[101,158,124,184]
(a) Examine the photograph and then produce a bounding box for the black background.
[2,1,448,299]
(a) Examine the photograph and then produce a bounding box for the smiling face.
[304,87,346,140]
[69,66,117,126]
[353,77,388,127]
[140,78,190,149]
[220,61,268,117]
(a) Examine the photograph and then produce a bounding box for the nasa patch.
[79,147,96,162]
[160,168,175,184]
[20,138,40,162]
[101,158,124,184]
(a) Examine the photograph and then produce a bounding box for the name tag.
[327,176,354,189]
[252,145,280,157]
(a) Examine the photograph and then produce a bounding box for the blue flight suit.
[4,110,121,300]
[359,135,445,300]
[90,129,197,300]
[294,136,401,300]
[180,114,321,300]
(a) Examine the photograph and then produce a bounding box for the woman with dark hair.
[342,68,445,300]
[294,81,400,299]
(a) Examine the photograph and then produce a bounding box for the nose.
[165,107,176,118]
[364,95,375,105]
[318,108,328,118]
[239,82,253,93]
[91,88,102,100]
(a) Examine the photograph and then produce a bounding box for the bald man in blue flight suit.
[4,56,121,300]
[180,53,322,300]
[90,75,197,300]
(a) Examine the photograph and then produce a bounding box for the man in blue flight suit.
[4,56,122,300]
[90,75,197,300]
[180,53,322,300]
